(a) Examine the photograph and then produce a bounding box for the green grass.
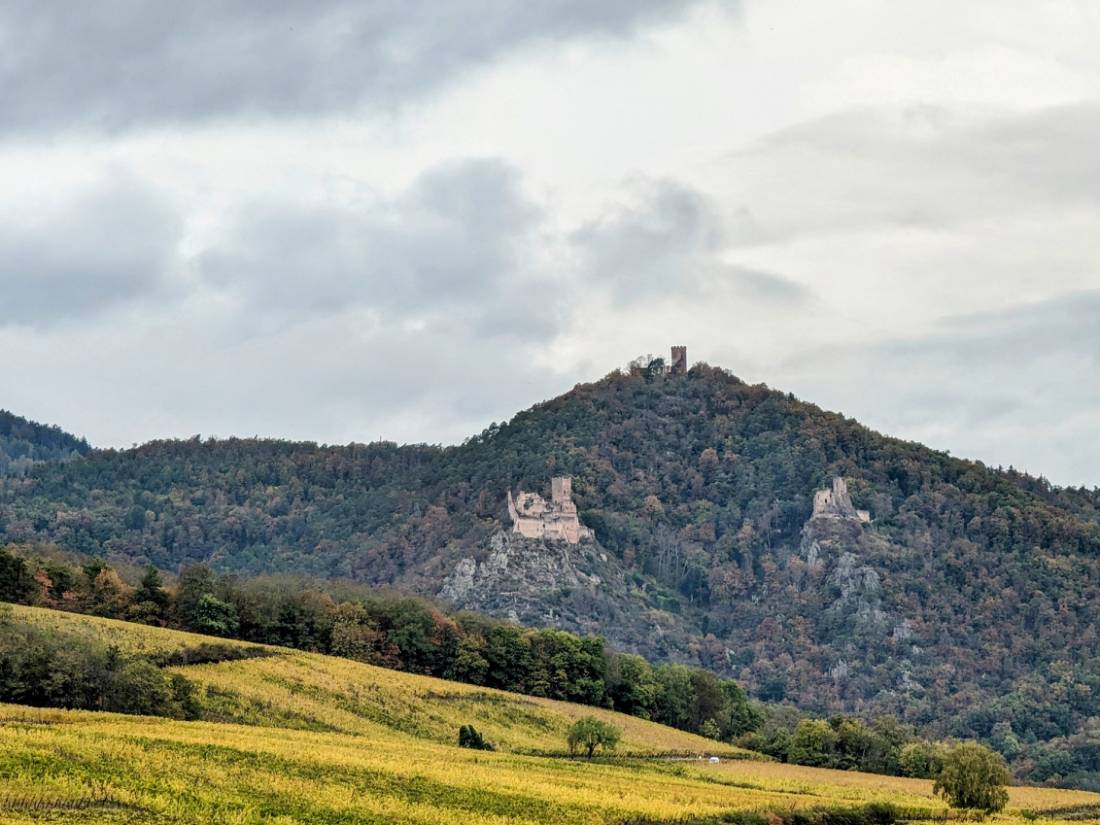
[2,604,1099,825]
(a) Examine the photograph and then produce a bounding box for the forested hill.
[0,409,90,477]
[3,364,1100,785]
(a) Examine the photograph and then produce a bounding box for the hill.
[2,362,1099,782]
[3,604,1099,825]
[0,409,89,477]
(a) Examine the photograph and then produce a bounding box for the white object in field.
[709,756,720,764]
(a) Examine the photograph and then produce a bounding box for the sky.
[1,0,1098,487]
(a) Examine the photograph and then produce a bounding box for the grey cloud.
[723,103,1100,248]
[199,158,562,341]
[0,0,703,133]
[779,291,1100,486]
[859,291,1100,374]
[573,179,810,306]
[0,176,180,326]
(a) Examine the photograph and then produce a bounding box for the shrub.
[457,724,494,750]
[933,741,1011,812]
[567,716,621,759]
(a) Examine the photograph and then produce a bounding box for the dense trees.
[0,606,201,718]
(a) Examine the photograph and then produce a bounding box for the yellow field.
[2,605,1099,825]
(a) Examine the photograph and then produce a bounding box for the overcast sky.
[1,0,1098,487]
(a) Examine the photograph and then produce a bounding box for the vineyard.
[2,605,1099,824]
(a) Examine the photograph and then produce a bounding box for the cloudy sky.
[1,1,1098,487]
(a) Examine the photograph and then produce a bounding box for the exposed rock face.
[801,480,893,638]
[439,531,691,657]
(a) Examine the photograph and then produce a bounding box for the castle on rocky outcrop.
[507,476,594,544]
[812,477,871,523]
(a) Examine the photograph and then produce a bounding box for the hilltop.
[2,359,1099,786]
[0,409,89,476]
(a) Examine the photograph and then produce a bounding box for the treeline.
[0,546,758,742]
[741,710,951,778]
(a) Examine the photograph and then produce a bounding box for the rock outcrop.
[439,531,692,657]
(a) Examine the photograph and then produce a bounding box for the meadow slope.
[3,605,1100,825]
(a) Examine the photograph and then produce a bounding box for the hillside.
[0,409,89,477]
[2,364,1099,779]
[3,605,1100,825]
[9,604,743,757]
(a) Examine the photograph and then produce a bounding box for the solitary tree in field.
[933,742,1011,812]
[567,716,621,759]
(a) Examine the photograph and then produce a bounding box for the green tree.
[788,719,839,767]
[933,742,1011,812]
[0,548,37,603]
[191,593,239,637]
[700,718,722,740]
[129,565,170,624]
[330,602,384,663]
[567,716,621,759]
[174,564,217,628]
[900,740,949,779]
[606,653,658,719]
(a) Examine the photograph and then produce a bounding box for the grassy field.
[3,605,1099,825]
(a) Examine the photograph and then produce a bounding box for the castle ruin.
[812,477,871,523]
[670,345,687,375]
[629,346,688,376]
[507,476,594,544]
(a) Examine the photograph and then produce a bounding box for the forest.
[1,365,1098,789]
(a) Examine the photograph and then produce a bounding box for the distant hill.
[2,362,1099,783]
[0,409,90,476]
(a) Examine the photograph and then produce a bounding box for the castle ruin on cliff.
[812,477,871,523]
[507,476,594,544]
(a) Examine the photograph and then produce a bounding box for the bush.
[567,716,621,759]
[899,740,948,779]
[0,620,202,720]
[933,741,1011,812]
[457,724,494,751]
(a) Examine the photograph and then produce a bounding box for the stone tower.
[670,345,687,374]
[551,476,572,504]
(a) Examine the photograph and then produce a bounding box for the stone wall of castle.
[507,476,593,544]
[812,477,871,523]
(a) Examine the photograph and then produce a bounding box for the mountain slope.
[2,364,1098,754]
[0,409,89,476]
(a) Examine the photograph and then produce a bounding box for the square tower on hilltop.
[670,346,687,374]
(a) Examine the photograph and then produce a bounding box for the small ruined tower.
[811,477,871,523]
[670,345,687,374]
